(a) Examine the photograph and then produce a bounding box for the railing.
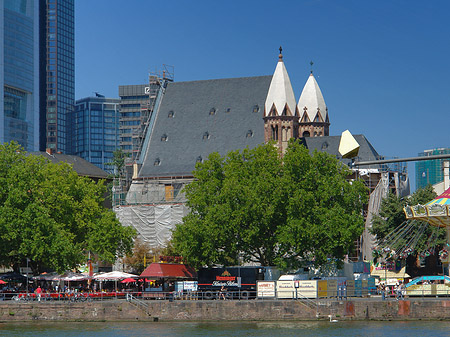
[126,293,149,314]
[3,287,450,303]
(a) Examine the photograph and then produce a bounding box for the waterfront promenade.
[2,297,450,322]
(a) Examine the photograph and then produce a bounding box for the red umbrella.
[120,278,137,284]
[0,280,7,284]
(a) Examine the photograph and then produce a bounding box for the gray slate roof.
[30,152,109,179]
[299,134,381,167]
[139,76,272,177]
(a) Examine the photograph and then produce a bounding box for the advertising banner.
[257,281,275,298]
[318,280,328,297]
[346,280,355,297]
[276,280,296,299]
[327,279,338,297]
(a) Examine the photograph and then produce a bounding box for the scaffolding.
[131,65,174,164]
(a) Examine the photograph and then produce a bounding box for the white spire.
[297,74,328,123]
[264,48,296,117]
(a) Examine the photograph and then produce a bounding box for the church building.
[114,50,406,261]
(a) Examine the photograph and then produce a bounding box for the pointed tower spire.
[264,47,296,117]
[264,48,298,153]
[297,71,329,137]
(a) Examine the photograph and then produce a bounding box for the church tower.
[297,71,329,137]
[264,47,298,153]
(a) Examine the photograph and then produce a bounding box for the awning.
[140,263,197,279]
[371,266,410,280]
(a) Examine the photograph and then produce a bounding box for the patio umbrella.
[0,280,7,284]
[121,278,137,284]
[94,271,138,281]
[94,271,138,292]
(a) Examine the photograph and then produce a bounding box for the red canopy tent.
[140,263,197,279]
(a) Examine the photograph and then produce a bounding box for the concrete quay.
[2,298,450,322]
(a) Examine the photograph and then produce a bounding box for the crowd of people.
[378,282,404,300]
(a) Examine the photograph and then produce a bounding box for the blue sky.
[75,0,450,191]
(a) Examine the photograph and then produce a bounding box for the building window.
[209,108,216,115]
[161,134,168,141]
[196,156,202,163]
[225,108,231,113]
[246,130,253,138]
[154,158,161,166]
[168,111,174,118]
[203,132,209,140]
[165,185,174,201]
[253,105,259,113]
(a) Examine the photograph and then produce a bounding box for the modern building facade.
[118,85,150,160]
[39,0,75,153]
[73,96,120,173]
[0,0,74,153]
[1,0,40,151]
[416,148,450,189]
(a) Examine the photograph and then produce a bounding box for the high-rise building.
[39,0,74,153]
[118,85,151,160]
[1,0,40,151]
[73,96,120,173]
[416,148,450,189]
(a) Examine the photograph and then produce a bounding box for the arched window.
[303,131,310,137]
[271,125,278,140]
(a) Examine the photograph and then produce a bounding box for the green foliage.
[171,141,368,270]
[371,185,445,259]
[0,142,135,274]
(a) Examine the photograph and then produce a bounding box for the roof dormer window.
[209,108,216,115]
[154,158,161,166]
[196,156,202,163]
[246,130,253,138]
[253,105,259,113]
[225,108,231,113]
[161,134,168,141]
[168,110,174,118]
[203,132,210,140]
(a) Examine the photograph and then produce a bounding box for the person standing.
[36,285,42,302]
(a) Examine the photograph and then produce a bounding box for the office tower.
[39,0,74,153]
[1,0,40,151]
[73,96,120,173]
[118,84,151,160]
[416,148,450,189]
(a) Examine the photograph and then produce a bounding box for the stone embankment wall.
[2,299,450,322]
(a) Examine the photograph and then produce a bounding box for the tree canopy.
[171,141,368,270]
[0,142,135,274]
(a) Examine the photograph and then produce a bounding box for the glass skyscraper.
[1,0,74,152]
[39,0,74,153]
[416,148,450,189]
[74,97,121,173]
[1,0,40,151]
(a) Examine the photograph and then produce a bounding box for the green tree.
[171,141,368,270]
[0,142,136,274]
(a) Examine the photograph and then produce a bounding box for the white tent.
[94,271,137,281]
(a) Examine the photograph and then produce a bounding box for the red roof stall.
[140,263,197,279]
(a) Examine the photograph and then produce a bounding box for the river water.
[1,321,450,336]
